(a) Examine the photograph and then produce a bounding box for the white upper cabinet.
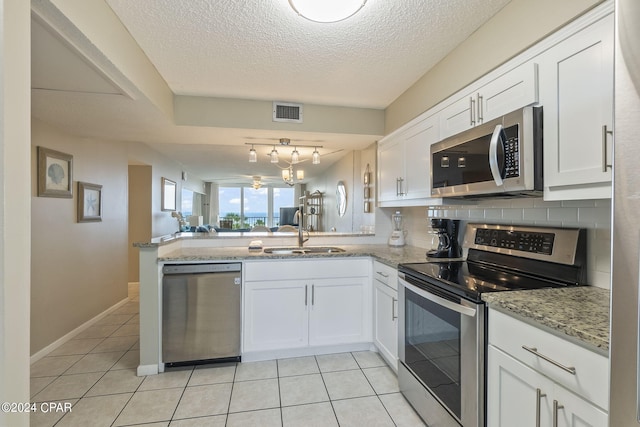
[539,13,613,200]
[377,114,439,206]
[378,135,405,203]
[439,61,539,140]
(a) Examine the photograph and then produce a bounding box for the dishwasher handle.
[163,263,242,275]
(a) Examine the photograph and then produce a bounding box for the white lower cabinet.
[373,282,398,369]
[488,346,607,427]
[372,261,398,370]
[487,308,608,427]
[308,278,369,346]
[243,280,309,351]
[243,259,371,354]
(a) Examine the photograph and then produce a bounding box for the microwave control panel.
[503,124,520,178]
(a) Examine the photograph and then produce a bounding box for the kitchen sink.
[263,246,346,255]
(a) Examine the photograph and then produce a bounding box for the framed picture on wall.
[77,182,102,222]
[162,177,177,211]
[37,146,73,198]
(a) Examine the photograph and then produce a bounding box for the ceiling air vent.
[273,101,303,123]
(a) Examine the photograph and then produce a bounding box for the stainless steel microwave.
[431,106,543,198]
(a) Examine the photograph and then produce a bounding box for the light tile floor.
[30,289,426,426]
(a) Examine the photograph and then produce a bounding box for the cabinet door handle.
[392,297,398,320]
[522,346,576,375]
[470,96,476,126]
[536,388,546,427]
[553,400,564,427]
[396,177,405,196]
[477,93,483,123]
[602,124,613,172]
[305,285,308,306]
[311,284,315,305]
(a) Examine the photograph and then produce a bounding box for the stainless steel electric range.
[397,223,587,427]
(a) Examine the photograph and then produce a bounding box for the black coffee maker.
[427,219,462,259]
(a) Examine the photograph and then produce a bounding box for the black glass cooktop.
[399,260,565,302]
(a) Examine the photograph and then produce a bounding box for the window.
[181,188,194,216]
[218,186,295,229]
[273,187,295,226]
[243,187,268,228]
[181,188,203,217]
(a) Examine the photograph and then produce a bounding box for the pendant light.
[245,140,323,166]
[248,145,257,163]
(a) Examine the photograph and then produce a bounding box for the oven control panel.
[473,228,554,255]
[464,224,583,266]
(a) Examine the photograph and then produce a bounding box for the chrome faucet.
[294,208,309,247]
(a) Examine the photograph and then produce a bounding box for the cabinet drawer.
[372,261,398,290]
[244,258,369,282]
[489,308,608,410]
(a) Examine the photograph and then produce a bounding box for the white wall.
[128,165,152,282]
[31,119,129,354]
[305,146,376,233]
[127,142,205,238]
[1,0,31,425]
[609,0,640,420]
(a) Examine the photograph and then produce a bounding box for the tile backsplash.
[400,198,611,289]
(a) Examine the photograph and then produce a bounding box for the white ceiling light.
[288,0,367,23]
[246,140,322,166]
[270,146,279,163]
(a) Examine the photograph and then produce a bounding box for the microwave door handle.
[399,277,476,317]
[489,124,505,186]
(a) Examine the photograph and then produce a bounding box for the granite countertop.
[135,231,375,248]
[482,286,610,354]
[159,244,431,268]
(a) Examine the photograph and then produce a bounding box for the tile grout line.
[32,299,418,427]
[48,317,140,427]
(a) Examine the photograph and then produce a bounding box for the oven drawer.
[373,261,398,290]
[488,308,608,411]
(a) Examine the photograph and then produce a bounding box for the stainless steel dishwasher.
[162,263,242,366]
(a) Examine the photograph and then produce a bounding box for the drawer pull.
[522,346,576,375]
[376,271,389,278]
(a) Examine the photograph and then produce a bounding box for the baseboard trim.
[30,297,131,364]
[137,364,159,376]
[241,342,374,363]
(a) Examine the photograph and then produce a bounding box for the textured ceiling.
[31,0,512,183]
[104,0,511,109]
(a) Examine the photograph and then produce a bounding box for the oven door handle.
[399,277,477,317]
[489,124,505,187]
